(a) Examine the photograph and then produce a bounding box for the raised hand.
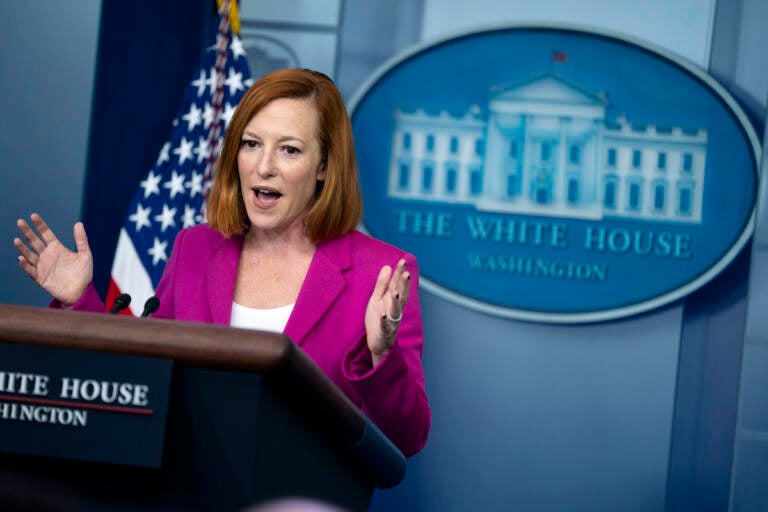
[365,258,410,366]
[14,213,93,307]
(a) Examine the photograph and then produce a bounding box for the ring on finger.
[386,311,403,323]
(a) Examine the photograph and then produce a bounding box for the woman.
[14,68,430,457]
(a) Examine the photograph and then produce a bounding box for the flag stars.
[173,137,194,165]
[128,203,152,232]
[116,15,252,297]
[203,103,215,129]
[164,170,186,199]
[182,204,198,228]
[147,237,168,266]
[156,142,171,166]
[154,204,177,232]
[194,137,211,164]
[182,103,202,131]
[223,103,236,128]
[207,67,218,96]
[191,69,207,97]
[230,36,246,60]
[224,68,244,96]
[140,170,162,199]
[186,172,204,197]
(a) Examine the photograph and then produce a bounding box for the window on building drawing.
[445,163,458,194]
[474,138,484,156]
[402,132,411,151]
[398,162,410,191]
[607,148,617,167]
[604,176,618,209]
[470,167,483,195]
[653,181,666,211]
[422,162,434,192]
[569,145,580,165]
[426,134,435,153]
[509,139,519,159]
[632,149,642,169]
[506,174,519,198]
[449,136,459,155]
[627,179,643,211]
[682,153,693,173]
[541,141,552,161]
[677,181,694,215]
[535,184,551,204]
[567,177,580,203]
[657,152,667,171]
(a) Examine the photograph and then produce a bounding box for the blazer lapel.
[206,235,242,325]
[285,234,351,345]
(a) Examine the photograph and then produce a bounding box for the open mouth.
[254,188,281,199]
[252,187,283,205]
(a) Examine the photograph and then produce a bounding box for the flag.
[552,50,567,63]
[106,1,252,315]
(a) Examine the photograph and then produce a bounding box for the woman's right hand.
[14,213,93,307]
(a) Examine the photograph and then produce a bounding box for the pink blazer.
[73,225,430,456]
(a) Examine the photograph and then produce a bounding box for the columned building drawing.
[388,74,707,224]
[389,107,486,203]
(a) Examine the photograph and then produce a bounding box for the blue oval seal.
[349,24,761,323]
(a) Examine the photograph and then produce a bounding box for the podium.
[0,304,405,511]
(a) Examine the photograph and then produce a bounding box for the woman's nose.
[256,151,277,178]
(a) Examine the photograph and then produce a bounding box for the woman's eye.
[282,145,300,156]
[240,140,259,149]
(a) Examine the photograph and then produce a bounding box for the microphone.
[109,293,132,314]
[140,296,160,318]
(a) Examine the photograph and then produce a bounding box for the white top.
[230,301,294,333]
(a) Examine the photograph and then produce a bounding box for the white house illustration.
[388,74,707,223]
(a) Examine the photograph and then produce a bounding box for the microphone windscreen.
[141,296,160,317]
[109,293,132,314]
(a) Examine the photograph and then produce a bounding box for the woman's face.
[237,97,326,238]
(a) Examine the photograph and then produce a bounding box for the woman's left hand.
[365,258,410,366]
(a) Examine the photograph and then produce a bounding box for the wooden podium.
[0,304,405,511]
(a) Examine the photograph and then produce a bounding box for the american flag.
[552,50,567,63]
[106,5,252,315]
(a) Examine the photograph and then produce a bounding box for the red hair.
[206,68,362,244]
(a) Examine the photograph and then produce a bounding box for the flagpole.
[203,0,233,207]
